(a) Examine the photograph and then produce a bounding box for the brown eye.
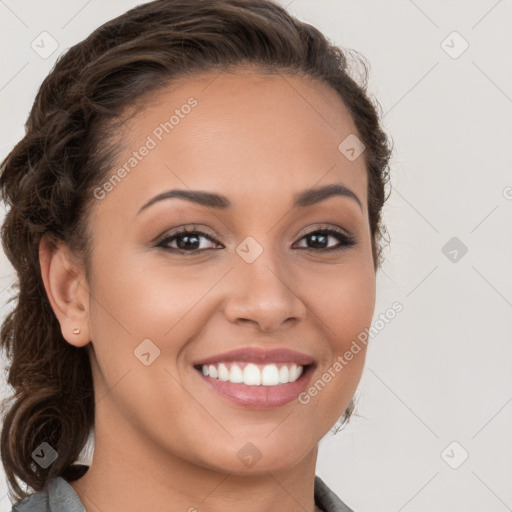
[294,227,356,252]
[157,228,222,253]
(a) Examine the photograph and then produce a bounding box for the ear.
[39,232,91,348]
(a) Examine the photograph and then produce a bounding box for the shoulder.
[11,486,49,512]
[314,475,356,512]
[11,476,85,512]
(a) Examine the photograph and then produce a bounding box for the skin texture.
[39,67,376,512]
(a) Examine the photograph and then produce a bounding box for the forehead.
[96,67,367,216]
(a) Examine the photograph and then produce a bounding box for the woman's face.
[81,68,376,474]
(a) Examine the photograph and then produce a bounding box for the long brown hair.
[0,0,392,501]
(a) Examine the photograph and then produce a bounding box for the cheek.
[291,261,374,434]
[88,249,223,353]
[304,257,376,345]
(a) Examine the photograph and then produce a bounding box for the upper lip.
[192,347,315,367]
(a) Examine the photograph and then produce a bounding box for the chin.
[198,438,314,475]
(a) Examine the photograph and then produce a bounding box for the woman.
[0,0,392,510]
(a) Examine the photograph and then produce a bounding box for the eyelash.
[155,225,357,255]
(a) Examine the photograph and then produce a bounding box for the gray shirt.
[11,473,355,512]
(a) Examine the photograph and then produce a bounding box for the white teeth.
[208,365,218,379]
[261,364,280,386]
[200,362,304,386]
[279,365,289,383]
[244,363,261,386]
[229,364,244,383]
[218,363,230,381]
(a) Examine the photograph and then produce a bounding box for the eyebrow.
[137,183,362,215]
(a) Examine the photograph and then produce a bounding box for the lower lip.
[195,365,315,409]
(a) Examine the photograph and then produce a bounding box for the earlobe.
[39,232,91,348]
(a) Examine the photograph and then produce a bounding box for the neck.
[70,413,322,512]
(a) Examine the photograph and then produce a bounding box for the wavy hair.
[0,0,392,501]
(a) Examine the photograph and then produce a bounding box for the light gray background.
[1,1,511,511]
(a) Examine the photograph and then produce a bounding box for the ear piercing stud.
[72,328,81,335]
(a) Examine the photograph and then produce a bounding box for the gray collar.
[13,473,354,512]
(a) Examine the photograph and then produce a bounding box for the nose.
[223,256,307,332]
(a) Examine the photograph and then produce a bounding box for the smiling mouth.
[193,361,313,386]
